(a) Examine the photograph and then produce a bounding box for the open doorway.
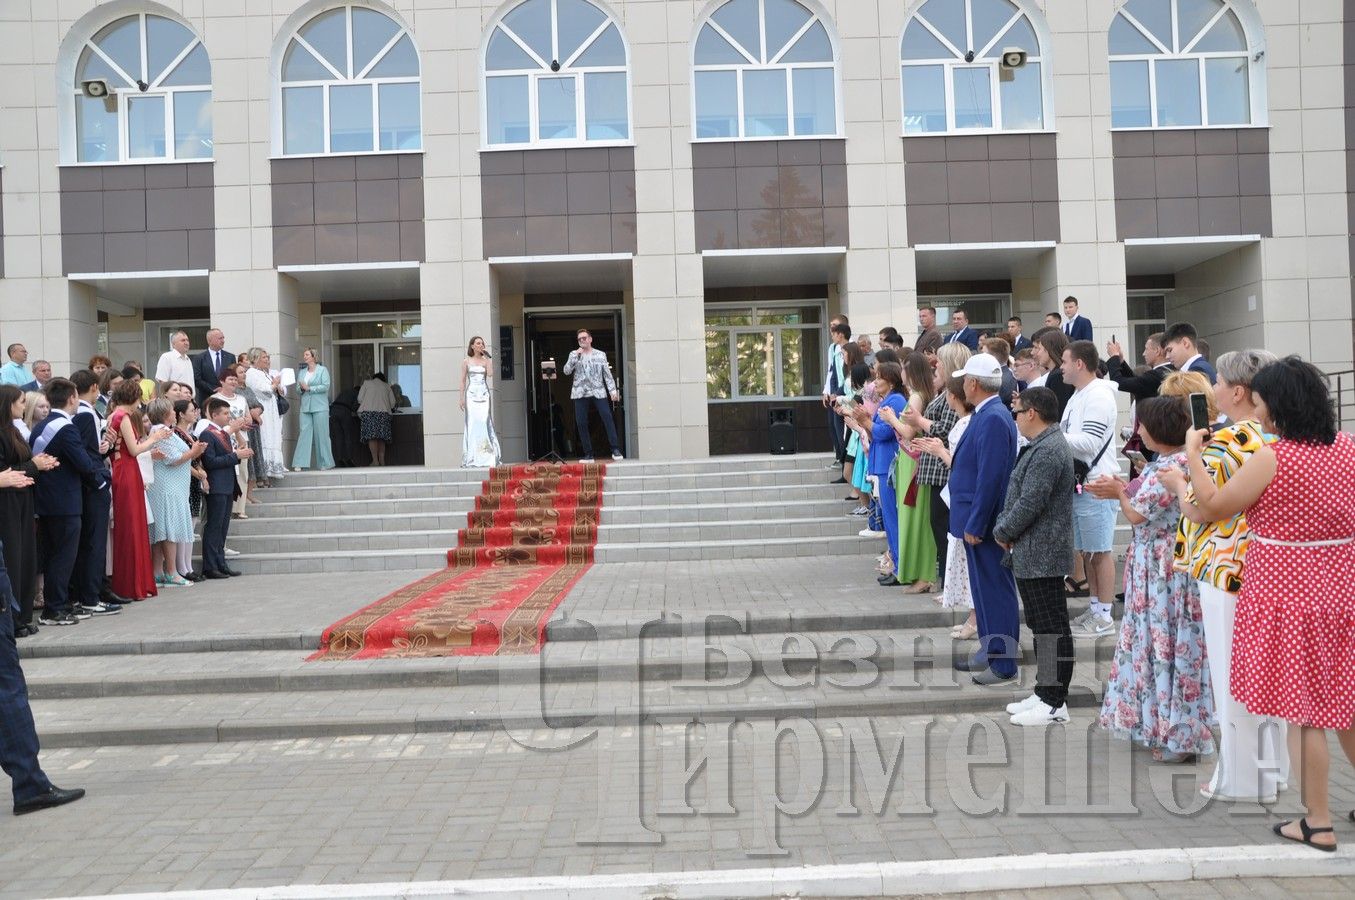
[525,310,626,461]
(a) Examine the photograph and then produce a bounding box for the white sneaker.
[1071,612,1116,640]
[859,528,886,538]
[224,547,240,558]
[580,457,595,463]
[1010,703,1070,727]
[1006,693,1043,715]
[611,452,623,461]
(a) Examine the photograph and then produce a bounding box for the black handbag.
[1073,433,1114,489]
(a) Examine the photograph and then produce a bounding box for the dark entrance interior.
[525,311,626,460]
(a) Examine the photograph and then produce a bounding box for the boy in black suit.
[68,370,122,612]
[200,399,252,579]
[31,379,114,626]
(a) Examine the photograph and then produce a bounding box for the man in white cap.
[946,353,1021,686]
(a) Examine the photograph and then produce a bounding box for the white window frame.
[1126,289,1170,353]
[64,11,213,165]
[324,313,424,413]
[1109,0,1267,130]
[704,301,827,402]
[690,0,844,143]
[479,0,634,151]
[273,3,423,158]
[898,0,1054,137]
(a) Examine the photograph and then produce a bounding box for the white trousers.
[1200,581,1290,800]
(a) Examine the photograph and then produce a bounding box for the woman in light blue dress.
[145,398,200,587]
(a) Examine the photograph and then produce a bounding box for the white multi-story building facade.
[1,0,1351,463]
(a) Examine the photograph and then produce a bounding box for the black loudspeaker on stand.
[769,407,796,455]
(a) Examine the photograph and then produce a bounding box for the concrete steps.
[227,452,1129,572]
[24,624,1117,747]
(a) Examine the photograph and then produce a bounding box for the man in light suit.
[947,353,1021,686]
[193,328,235,407]
[1061,296,1093,342]
[942,309,980,351]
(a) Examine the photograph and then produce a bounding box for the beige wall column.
[838,0,916,336]
[1254,0,1354,372]
[628,1,707,460]
[495,289,528,462]
[1045,1,1128,353]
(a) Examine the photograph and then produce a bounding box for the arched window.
[1109,0,1261,128]
[70,13,212,162]
[899,0,1049,134]
[482,0,630,147]
[277,4,421,156]
[692,0,840,140]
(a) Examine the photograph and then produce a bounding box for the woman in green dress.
[878,351,938,592]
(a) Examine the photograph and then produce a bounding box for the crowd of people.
[0,328,411,639]
[825,302,1355,851]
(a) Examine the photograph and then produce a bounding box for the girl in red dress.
[1184,356,1355,853]
[108,379,171,600]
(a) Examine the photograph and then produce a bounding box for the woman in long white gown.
[460,336,501,468]
[245,347,287,481]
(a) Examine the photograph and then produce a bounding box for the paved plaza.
[3,558,1355,898]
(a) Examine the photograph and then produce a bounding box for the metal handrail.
[1326,369,1355,434]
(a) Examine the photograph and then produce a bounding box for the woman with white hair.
[1159,349,1289,803]
[244,347,287,484]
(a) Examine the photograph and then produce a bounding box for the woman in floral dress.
[1088,397,1214,761]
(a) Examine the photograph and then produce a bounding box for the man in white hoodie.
[1059,340,1120,640]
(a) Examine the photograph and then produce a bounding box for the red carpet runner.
[310,462,603,659]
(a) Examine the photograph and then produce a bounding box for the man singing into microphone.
[562,329,623,462]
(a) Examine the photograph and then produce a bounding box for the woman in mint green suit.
[290,348,334,470]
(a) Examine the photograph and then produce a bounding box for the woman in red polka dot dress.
[1184,356,1355,852]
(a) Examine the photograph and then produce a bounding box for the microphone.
[482,348,492,359]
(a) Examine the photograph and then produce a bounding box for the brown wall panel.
[480,147,636,258]
[1111,129,1272,240]
[901,135,1060,245]
[692,139,848,251]
[270,153,425,266]
[59,163,215,274]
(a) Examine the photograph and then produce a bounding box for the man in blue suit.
[1161,321,1218,385]
[1006,316,1032,352]
[1061,297,1094,342]
[942,309,980,351]
[200,398,252,579]
[68,370,122,611]
[0,529,86,815]
[947,353,1021,686]
[192,327,235,407]
[31,379,114,626]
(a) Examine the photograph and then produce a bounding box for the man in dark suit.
[1005,316,1032,352]
[200,398,252,579]
[31,379,114,626]
[67,370,123,612]
[942,309,980,351]
[914,306,943,355]
[947,353,1021,687]
[1105,332,1174,403]
[193,328,235,406]
[1061,297,1093,342]
[0,533,85,815]
[1161,321,1218,384]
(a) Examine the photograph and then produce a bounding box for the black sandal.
[1272,818,1337,852]
[1064,577,1089,596]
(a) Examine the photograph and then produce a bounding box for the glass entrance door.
[524,311,626,460]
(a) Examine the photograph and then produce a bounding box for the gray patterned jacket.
[993,424,1075,579]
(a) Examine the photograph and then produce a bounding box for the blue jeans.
[573,396,620,458]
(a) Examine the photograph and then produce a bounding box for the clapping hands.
[0,469,34,489]
[31,452,59,472]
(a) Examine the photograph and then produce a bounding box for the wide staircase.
[19,453,1128,750]
[223,453,878,574]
